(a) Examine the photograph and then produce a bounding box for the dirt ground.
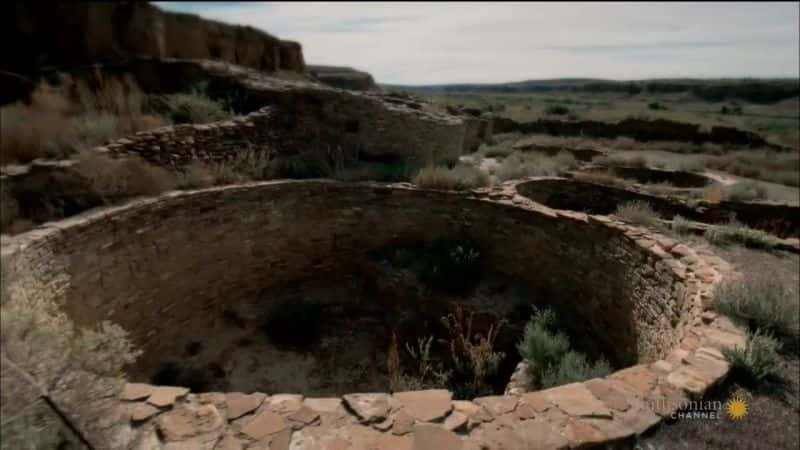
[637,243,800,450]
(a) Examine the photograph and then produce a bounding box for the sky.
[155,2,800,85]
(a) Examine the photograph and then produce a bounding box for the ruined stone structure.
[520,177,800,239]
[1,179,747,449]
[88,59,489,167]
[493,116,778,148]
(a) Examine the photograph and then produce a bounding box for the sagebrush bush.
[714,274,799,340]
[723,329,782,387]
[517,308,570,375]
[704,220,780,250]
[494,152,576,181]
[1,272,141,449]
[413,164,490,190]
[540,351,612,389]
[517,307,609,389]
[72,152,177,201]
[148,92,229,124]
[614,200,661,227]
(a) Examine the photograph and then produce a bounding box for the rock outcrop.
[307,65,377,91]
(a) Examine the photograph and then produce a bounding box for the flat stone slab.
[393,390,452,422]
[225,393,266,420]
[343,393,391,423]
[147,386,190,408]
[240,411,288,440]
[543,383,612,418]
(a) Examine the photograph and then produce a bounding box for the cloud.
[155,1,800,84]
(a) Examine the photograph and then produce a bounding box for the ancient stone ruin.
[1,178,747,449]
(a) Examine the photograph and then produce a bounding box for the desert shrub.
[517,308,570,376]
[419,239,482,295]
[540,351,612,389]
[147,92,229,124]
[704,220,780,250]
[704,152,799,188]
[517,307,609,389]
[413,164,490,190]
[648,101,667,111]
[494,152,576,181]
[704,181,768,203]
[614,200,661,227]
[544,105,570,115]
[0,77,169,164]
[72,152,177,201]
[263,298,322,349]
[714,274,799,340]
[723,330,781,387]
[1,272,141,450]
[670,215,693,236]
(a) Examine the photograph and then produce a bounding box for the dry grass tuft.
[72,152,177,201]
[0,77,170,164]
[614,200,662,227]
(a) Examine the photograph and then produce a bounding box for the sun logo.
[725,395,748,420]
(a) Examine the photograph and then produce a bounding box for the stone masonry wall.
[0,181,745,450]
[104,59,471,167]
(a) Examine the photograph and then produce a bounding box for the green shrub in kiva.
[540,351,612,389]
[517,307,610,389]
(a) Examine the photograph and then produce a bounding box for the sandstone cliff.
[4,1,305,77]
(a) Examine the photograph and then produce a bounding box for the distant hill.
[382,78,800,103]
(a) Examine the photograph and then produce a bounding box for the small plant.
[412,164,490,190]
[648,101,667,111]
[441,307,505,398]
[419,239,482,295]
[614,200,661,227]
[723,329,781,387]
[670,215,693,236]
[263,298,322,349]
[714,274,799,340]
